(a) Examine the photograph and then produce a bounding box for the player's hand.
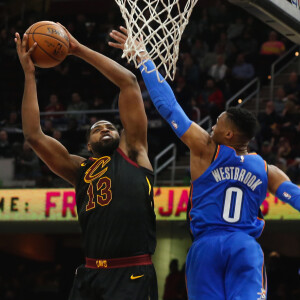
[108,26,149,63]
[108,26,128,51]
[15,32,36,75]
[56,22,81,55]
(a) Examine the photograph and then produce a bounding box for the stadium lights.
[238,99,243,104]
[295,51,299,57]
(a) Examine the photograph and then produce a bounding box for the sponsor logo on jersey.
[283,192,291,199]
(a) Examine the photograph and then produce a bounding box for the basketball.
[25,21,69,68]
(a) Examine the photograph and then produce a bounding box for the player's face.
[211,112,232,145]
[88,121,120,156]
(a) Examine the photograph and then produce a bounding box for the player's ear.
[225,130,234,140]
[87,142,92,152]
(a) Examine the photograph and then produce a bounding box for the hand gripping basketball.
[25,21,69,68]
[15,32,37,74]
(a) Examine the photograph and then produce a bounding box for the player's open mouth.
[101,135,112,140]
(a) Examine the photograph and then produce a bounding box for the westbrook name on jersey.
[186,144,268,300]
[189,144,268,239]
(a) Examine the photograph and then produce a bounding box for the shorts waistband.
[85,254,152,269]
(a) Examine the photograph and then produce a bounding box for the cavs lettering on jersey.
[75,148,156,259]
[189,145,268,239]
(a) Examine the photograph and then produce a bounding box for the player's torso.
[189,145,268,239]
[76,148,156,258]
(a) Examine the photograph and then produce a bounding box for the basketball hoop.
[115,0,198,82]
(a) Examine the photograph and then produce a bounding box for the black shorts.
[68,263,158,300]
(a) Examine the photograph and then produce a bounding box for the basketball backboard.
[229,0,300,44]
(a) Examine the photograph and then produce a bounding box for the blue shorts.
[186,231,267,300]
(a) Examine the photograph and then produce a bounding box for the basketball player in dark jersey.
[15,25,157,300]
[110,27,300,300]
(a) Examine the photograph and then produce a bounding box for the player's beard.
[90,136,120,157]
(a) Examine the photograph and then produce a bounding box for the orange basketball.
[26,21,69,68]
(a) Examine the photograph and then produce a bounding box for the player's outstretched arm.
[109,27,216,158]
[268,164,300,211]
[59,24,151,170]
[15,33,84,186]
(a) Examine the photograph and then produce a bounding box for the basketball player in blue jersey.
[15,27,158,300]
[110,27,300,300]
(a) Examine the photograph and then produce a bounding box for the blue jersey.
[189,145,268,239]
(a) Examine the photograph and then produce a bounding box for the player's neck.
[229,144,248,156]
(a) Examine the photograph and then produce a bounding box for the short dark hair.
[226,107,258,140]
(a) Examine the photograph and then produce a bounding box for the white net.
[115,0,198,82]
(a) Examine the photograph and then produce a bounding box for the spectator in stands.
[203,24,219,52]
[260,140,276,165]
[163,259,182,300]
[4,111,21,128]
[214,32,236,61]
[197,8,209,35]
[259,31,286,81]
[42,119,55,137]
[276,137,298,174]
[0,130,13,158]
[227,17,245,41]
[231,53,255,91]
[283,71,300,99]
[197,78,225,122]
[258,101,280,142]
[174,75,193,117]
[66,92,88,124]
[44,93,65,120]
[208,54,228,82]
[274,86,288,114]
[182,53,200,87]
[52,130,67,146]
[190,38,209,63]
[14,141,40,180]
[235,30,258,62]
[260,31,286,57]
[280,99,300,136]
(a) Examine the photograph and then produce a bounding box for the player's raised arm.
[268,164,300,211]
[59,24,151,169]
[15,32,84,186]
[109,27,216,158]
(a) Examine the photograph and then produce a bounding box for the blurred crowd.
[0,0,299,187]
[0,250,299,300]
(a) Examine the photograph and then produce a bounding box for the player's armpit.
[181,122,216,157]
[27,133,85,186]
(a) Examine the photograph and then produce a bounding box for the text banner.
[0,188,299,221]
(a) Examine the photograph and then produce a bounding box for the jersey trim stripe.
[257,216,265,238]
[117,148,139,168]
[213,145,221,161]
[261,252,267,294]
[188,183,194,237]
